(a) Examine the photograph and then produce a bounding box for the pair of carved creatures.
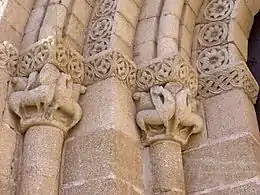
[133,82,203,146]
[9,63,85,130]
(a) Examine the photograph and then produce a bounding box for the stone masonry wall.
[0,0,260,194]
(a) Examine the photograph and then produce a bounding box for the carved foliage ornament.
[204,0,234,21]
[17,37,84,84]
[195,0,233,75]
[86,0,117,57]
[136,56,198,97]
[197,45,229,75]
[198,21,228,47]
[84,50,137,89]
[198,62,259,103]
[0,41,19,75]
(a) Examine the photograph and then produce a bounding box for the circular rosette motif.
[114,56,130,81]
[33,43,50,68]
[178,63,190,81]
[96,0,116,17]
[0,42,19,75]
[187,73,198,96]
[84,63,96,83]
[204,0,234,21]
[89,17,113,41]
[153,60,173,82]
[18,52,36,76]
[67,54,84,83]
[87,38,109,56]
[126,68,137,89]
[137,68,155,90]
[199,22,228,47]
[54,42,70,70]
[94,56,113,79]
[198,46,228,74]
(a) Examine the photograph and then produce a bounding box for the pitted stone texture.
[150,141,185,194]
[184,101,208,151]
[61,177,143,195]
[0,175,12,195]
[0,71,11,122]
[0,123,16,177]
[20,125,64,195]
[62,129,143,189]
[1,0,29,34]
[72,78,138,139]
[136,17,158,45]
[183,134,260,194]
[204,89,259,140]
[194,179,260,195]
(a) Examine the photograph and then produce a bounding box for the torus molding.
[198,62,259,103]
[193,0,259,103]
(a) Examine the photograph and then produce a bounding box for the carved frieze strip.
[85,0,117,57]
[198,0,234,23]
[84,49,137,90]
[136,55,199,97]
[194,43,245,76]
[198,61,259,103]
[17,37,84,84]
[0,41,19,75]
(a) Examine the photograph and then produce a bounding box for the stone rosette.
[0,41,19,74]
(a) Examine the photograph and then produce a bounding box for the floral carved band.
[136,56,199,97]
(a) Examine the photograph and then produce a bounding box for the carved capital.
[134,83,203,148]
[84,50,137,90]
[134,56,202,147]
[7,37,85,134]
[16,37,85,83]
[198,62,259,103]
[136,56,198,97]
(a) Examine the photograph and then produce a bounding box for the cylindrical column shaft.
[150,140,185,195]
[20,125,64,195]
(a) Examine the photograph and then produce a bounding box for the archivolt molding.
[84,49,137,90]
[198,61,259,103]
[85,0,116,57]
[193,0,259,102]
